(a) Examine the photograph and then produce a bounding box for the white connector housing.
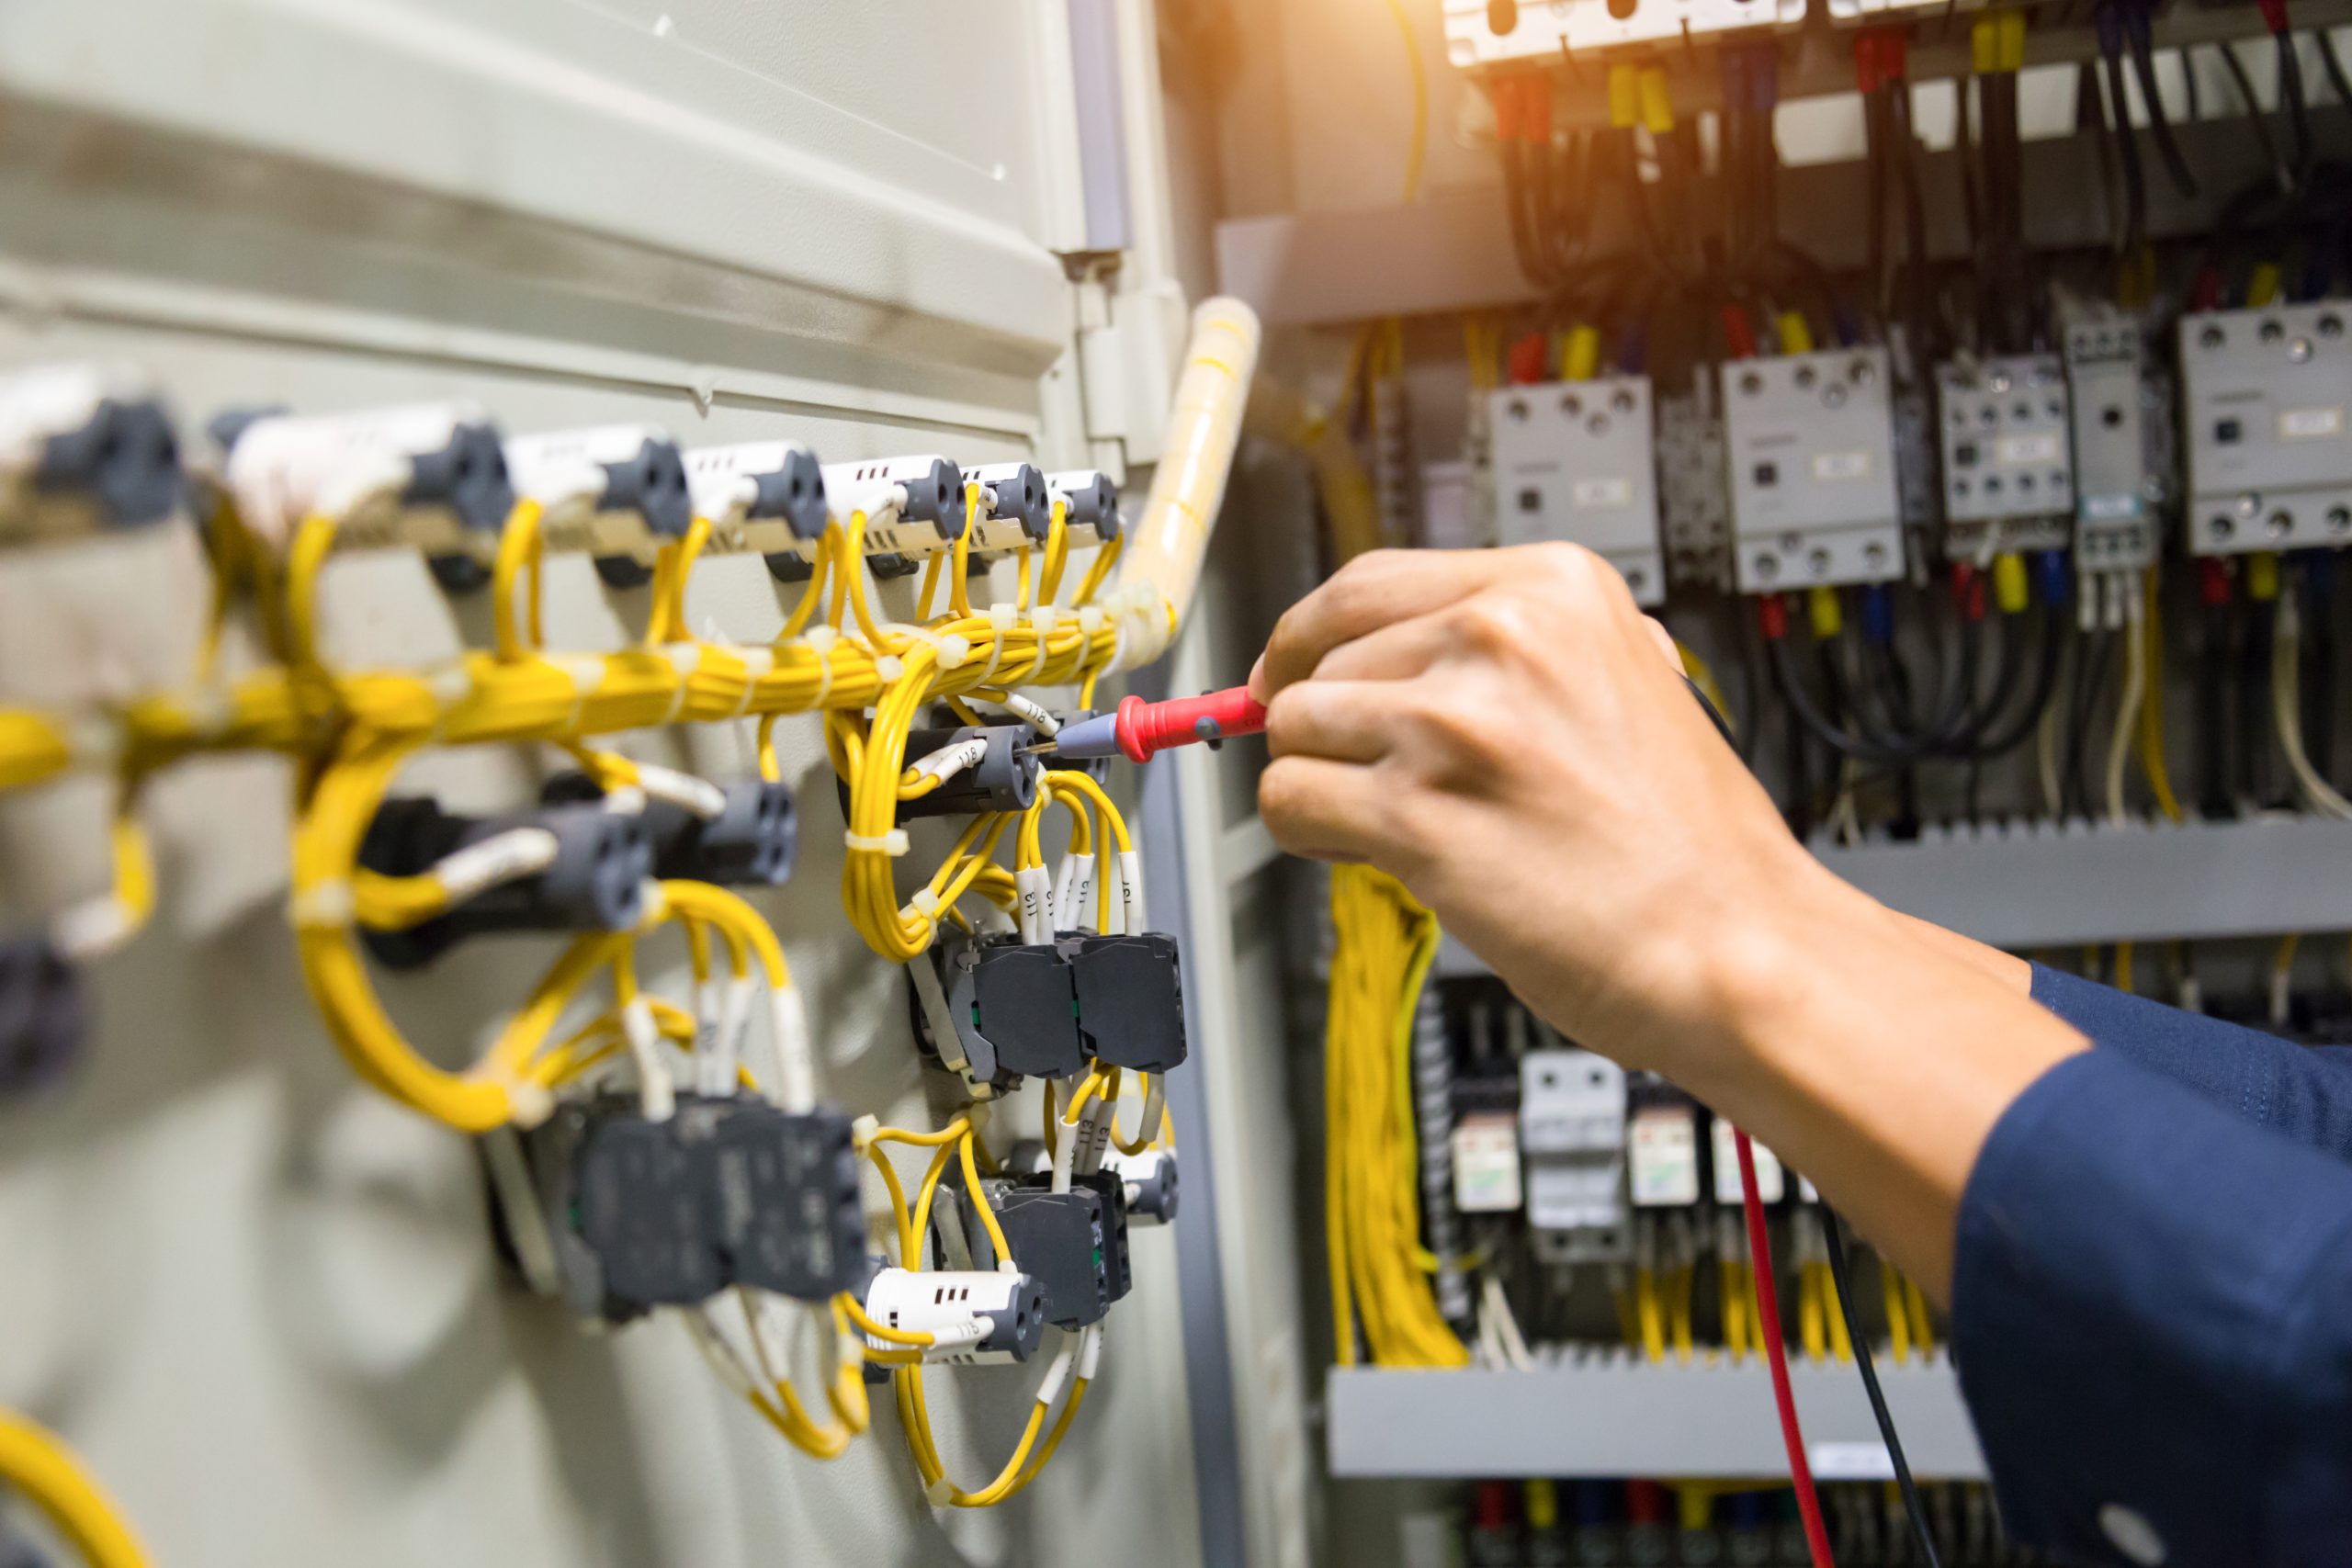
[2063,321,2158,572]
[820,455,966,560]
[683,440,830,562]
[0,364,184,545]
[862,1265,1047,1365]
[2180,303,2352,557]
[220,402,511,564]
[963,461,1050,554]
[504,424,691,565]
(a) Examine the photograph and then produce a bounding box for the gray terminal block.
[1487,377,1666,605]
[1937,354,2074,556]
[1721,347,1904,591]
[2180,303,2352,557]
[923,932,1087,1083]
[2064,321,2158,572]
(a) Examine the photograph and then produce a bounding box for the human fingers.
[1258,754,1422,866]
[1253,547,1562,699]
[1264,680,1410,764]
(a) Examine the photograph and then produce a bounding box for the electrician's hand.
[1250,544,1851,1071]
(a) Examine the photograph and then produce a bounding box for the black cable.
[2220,39,2295,195]
[2063,629,2116,819]
[1887,84,1936,362]
[1770,634,1920,768]
[1958,606,2069,761]
[2101,40,2149,258]
[2278,27,2313,183]
[2125,5,2200,197]
[2199,593,2235,818]
[1822,1213,1943,1568]
[2243,595,2280,807]
[2322,28,2352,112]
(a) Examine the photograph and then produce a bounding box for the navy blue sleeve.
[2029,963,2352,1161]
[1954,1051,2352,1567]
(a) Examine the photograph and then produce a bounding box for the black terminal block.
[869,723,1041,823]
[747,447,831,584]
[412,420,518,595]
[1113,1148,1179,1224]
[590,435,694,590]
[356,795,651,969]
[707,1103,864,1302]
[915,932,1086,1084]
[1046,470,1121,541]
[0,934,85,1099]
[967,1171,1132,1329]
[1063,931,1187,1074]
[871,455,964,581]
[37,395,183,529]
[544,771,796,888]
[511,1092,864,1320]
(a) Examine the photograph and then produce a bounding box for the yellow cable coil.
[0,1412,151,1568]
[1325,863,1468,1369]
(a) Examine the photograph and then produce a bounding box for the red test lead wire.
[1737,1127,1838,1568]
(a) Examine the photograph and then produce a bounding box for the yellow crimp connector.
[1807,584,1844,640]
[1973,12,2026,73]
[1776,311,1815,356]
[2248,263,2282,309]
[2248,551,2281,602]
[1563,325,1601,383]
[1994,552,2030,615]
[1525,1479,1559,1532]
[1638,67,1675,135]
[1608,64,1640,130]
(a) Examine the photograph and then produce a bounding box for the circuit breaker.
[1443,0,1801,63]
[1488,378,1666,606]
[1722,347,1904,592]
[1519,1048,1628,1261]
[1938,355,2074,556]
[2180,303,2352,556]
[2064,321,2157,571]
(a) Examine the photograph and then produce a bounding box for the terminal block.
[503,425,693,589]
[1722,348,1905,591]
[1626,1077,1702,1209]
[0,933,85,1098]
[543,771,796,888]
[680,441,830,581]
[1937,355,2075,556]
[862,1264,1047,1364]
[962,461,1050,554]
[215,402,515,591]
[707,1102,864,1302]
[1489,378,1666,605]
[2064,321,2157,571]
[963,1171,1132,1329]
[1064,931,1186,1074]
[886,723,1042,822]
[2180,303,2352,556]
[0,365,184,544]
[509,1093,865,1319]
[356,796,651,969]
[819,455,965,578]
[1045,468,1122,548]
[918,932,1087,1082]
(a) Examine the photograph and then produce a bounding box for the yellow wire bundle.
[1325,863,1467,1368]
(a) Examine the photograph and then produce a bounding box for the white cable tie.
[1077,604,1104,642]
[729,646,774,718]
[874,653,904,684]
[427,663,471,709]
[658,643,701,724]
[907,886,942,919]
[850,1113,881,1149]
[1030,604,1061,641]
[624,998,675,1121]
[996,1258,1023,1276]
[505,1080,555,1129]
[634,762,729,819]
[559,654,607,729]
[979,602,1019,683]
[50,897,134,962]
[802,624,839,656]
[844,827,910,856]
[289,880,355,931]
[923,1478,956,1509]
[430,827,560,904]
[1077,1323,1103,1380]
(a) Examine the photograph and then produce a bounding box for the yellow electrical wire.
[0,1413,151,1568]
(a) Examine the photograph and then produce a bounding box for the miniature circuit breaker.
[2064,321,2158,571]
[1937,355,2075,556]
[1442,0,1800,65]
[1488,378,1666,605]
[1518,1047,1629,1263]
[2180,303,2352,556]
[1721,347,1904,592]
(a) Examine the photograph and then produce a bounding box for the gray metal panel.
[1438,818,2352,975]
[1327,1360,1986,1480]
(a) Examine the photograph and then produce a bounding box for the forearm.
[1679,866,2084,1302]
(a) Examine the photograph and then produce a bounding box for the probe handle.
[1114,687,1268,764]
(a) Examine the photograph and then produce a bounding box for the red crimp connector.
[1493,79,1522,143]
[1720,306,1758,359]
[1966,570,1988,622]
[1507,333,1549,385]
[1520,73,1553,144]
[2192,266,2224,311]
[1854,30,1905,92]
[1758,591,1789,641]
[1950,560,1986,622]
[2256,0,2290,36]
[2199,557,2233,607]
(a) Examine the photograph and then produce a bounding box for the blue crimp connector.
[1861,584,1895,647]
[2037,550,2070,608]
